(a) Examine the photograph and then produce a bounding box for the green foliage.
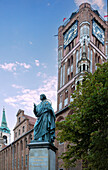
[56,62,108,169]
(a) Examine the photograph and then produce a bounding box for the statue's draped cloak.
[34,100,55,141]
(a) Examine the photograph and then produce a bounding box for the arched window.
[80,66,81,72]
[19,129,20,136]
[72,40,74,48]
[90,50,93,73]
[98,56,101,63]
[87,65,89,71]
[22,126,25,133]
[20,140,23,150]
[95,53,97,63]
[60,66,62,88]
[88,47,89,59]
[76,50,79,74]
[84,25,86,35]
[71,55,73,64]
[63,64,65,85]
[83,64,85,71]
[29,134,32,142]
[80,27,83,37]
[87,26,89,36]
[65,90,68,99]
[80,48,82,60]
[68,58,70,67]
[19,117,20,123]
[25,138,27,148]
[3,135,7,144]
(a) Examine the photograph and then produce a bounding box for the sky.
[0,0,107,141]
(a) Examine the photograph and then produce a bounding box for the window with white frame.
[76,50,79,74]
[59,95,62,110]
[80,47,82,60]
[106,44,108,56]
[60,66,62,88]
[88,47,89,59]
[64,90,68,106]
[58,48,62,68]
[80,25,89,38]
[90,50,93,73]
[63,64,65,85]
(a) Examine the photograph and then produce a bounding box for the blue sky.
[0,0,107,141]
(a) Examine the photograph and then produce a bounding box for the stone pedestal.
[28,142,57,170]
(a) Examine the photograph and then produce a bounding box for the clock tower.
[55,3,108,170]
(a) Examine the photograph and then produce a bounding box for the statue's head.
[40,94,47,101]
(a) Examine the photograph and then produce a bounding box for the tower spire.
[1,108,7,127]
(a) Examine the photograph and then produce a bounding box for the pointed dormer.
[1,108,7,128]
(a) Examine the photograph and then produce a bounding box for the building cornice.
[0,128,34,152]
[56,106,69,117]
[90,41,107,60]
[13,118,28,131]
[57,74,78,94]
[61,42,80,63]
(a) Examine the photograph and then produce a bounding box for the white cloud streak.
[5,76,57,113]
[35,60,40,66]
[12,84,23,89]
[29,41,33,45]
[0,62,31,72]
[41,63,47,68]
[0,63,17,71]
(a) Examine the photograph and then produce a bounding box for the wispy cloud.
[0,63,17,71]
[16,62,31,69]
[12,84,23,89]
[29,41,33,45]
[37,72,41,77]
[0,62,31,72]
[41,63,47,68]
[4,76,57,113]
[47,3,50,6]
[35,60,47,69]
[35,60,40,66]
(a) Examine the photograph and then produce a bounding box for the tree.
[56,62,108,170]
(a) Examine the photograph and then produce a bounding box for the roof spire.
[1,107,7,127]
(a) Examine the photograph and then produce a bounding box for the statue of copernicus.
[33,94,55,144]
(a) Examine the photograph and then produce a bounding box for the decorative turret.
[1,108,7,128]
[78,39,90,73]
[0,108,11,145]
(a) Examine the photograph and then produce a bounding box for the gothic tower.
[0,108,11,146]
[55,3,108,169]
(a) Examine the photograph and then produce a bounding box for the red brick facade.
[0,3,107,170]
[0,109,36,170]
[56,2,107,170]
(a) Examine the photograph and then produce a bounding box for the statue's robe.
[34,100,55,142]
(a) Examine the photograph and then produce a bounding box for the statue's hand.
[33,103,37,115]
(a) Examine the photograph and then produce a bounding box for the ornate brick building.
[0,3,108,170]
[55,2,107,170]
[0,109,36,170]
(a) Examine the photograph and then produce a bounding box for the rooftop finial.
[1,107,7,128]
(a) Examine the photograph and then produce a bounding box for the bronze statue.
[33,94,55,144]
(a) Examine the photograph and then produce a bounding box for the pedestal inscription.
[28,142,57,170]
[29,148,48,169]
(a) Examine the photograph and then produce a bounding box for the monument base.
[28,142,57,170]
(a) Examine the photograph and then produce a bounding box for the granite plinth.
[28,142,57,170]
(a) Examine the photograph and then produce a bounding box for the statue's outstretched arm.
[33,103,37,117]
